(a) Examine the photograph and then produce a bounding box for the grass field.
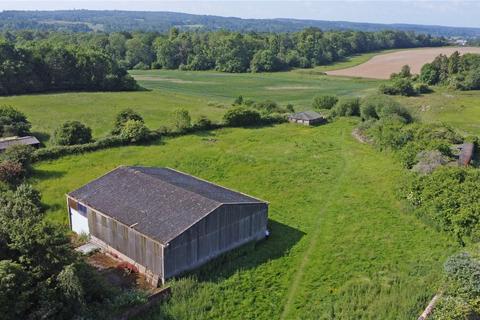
[0,60,380,144]
[396,88,480,136]
[32,120,458,319]
[10,50,479,318]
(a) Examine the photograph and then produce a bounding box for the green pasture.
[32,120,458,319]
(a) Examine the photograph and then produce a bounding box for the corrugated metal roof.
[0,136,40,150]
[288,111,324,121]
[68,167,265,245]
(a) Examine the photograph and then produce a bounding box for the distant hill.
[1,10,480,38]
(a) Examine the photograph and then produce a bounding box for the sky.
[1,1,479,28]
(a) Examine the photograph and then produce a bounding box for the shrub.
[433,296,478,320]
[233,95,243,106]
[253,100,282,114]
[2,145,34,171]
[52,121,92,146]
[120,120,150,142]
[286,104,295,113]
[401,167,480,243]
[223,107,262,127]
[173,109,192,132]
[112,109,144,135]
[414,83,432,94]
[312,95,338,110]
[361,95,412,123]
[193,116,213,130]
[380,78,416,96]
[0,106,31,137]
[445,253,480,297]
[0,161,25,185]
[332,97,361,117]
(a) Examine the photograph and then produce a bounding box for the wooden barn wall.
[87,206,163,278]
[164,203,268,278]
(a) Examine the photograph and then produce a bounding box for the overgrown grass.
[32,120,458,318]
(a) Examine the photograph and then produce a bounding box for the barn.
[0,136,40,152]
[288,111,326,126]
[67,166,268,285]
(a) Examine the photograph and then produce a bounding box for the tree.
[399,65,411,78]
[112,108,144,134]
[120,120,149,142]
[250,50,285,72]
[52,121,92,146]
[332,97,361,117]
[173,109,192,132]
[420,63,439,85]
[312,95,338,110]
[0,106,31,137]
[0,260,31,320]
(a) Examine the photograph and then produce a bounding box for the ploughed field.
[327,46,480,79]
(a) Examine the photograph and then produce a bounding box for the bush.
[2,145,34,170]
[52,121,92,146]
[253,100,283,114]
[312,95,338,110]
[0,106,31,137]
[414,83,432,94]
[112,109,144,135]
[380,78,416,96]
[120,120,150,142]
[445,253,480,297]
[193,116,213,130]
[286,104,295,113]
[0,161,25,185]
[361,95,412,123]
[233,95,243,106]
[173,109,192,132]
[32,135,127,161]
[223,107,262,127]
[332,97,361,117]
[401,167,480,243]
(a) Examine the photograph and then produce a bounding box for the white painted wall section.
[70,207,89,235]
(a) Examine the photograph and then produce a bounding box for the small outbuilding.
[288,111,326,126]
[67,166,268,286]
[0,136,40,152]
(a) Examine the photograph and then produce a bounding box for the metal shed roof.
[288,111,324,121]
[0,136,40,151]
[68,166,265,245]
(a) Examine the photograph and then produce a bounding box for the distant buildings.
[288,111,326,126]
[68,166,269,286]
[0,136,40,152]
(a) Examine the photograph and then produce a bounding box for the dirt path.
[327,47,480,79]
[280,130,348,319]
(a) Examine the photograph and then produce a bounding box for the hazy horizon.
[1,1,479,29]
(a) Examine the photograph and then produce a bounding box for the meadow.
[32,120,458,319]
[11,51,480,318]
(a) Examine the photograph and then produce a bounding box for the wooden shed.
[288,111,326,126]
[67,166,268,286]
[0,136,40,152]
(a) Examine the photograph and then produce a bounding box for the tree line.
[3,28,446,77]
[0,36,137,96]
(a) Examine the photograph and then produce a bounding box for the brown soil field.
[326,47,480,79]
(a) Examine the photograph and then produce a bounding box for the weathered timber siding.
[164,203,268,279]
[86,204,163,278]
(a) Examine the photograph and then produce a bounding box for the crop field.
[327,46,480,79]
